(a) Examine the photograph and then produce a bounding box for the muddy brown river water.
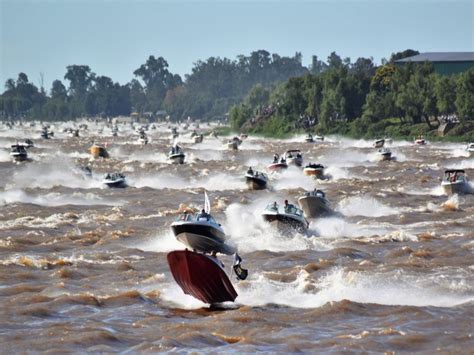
[0,121,473,353]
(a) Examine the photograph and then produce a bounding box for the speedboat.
[171,211,236,255]
[10,144,28,161]
[414,135,426,145]
[373,139,385,148]
[67,128,79,138]
[466,143,474,153]
[441,169,469,195]
[168,145,185,164]
[377,147,392,161]
[18,139,34,149]
[305,133,314,143]
[303,163,324,178]
[298,190,332,218]
[138,132,148,145]
[90,143,109,158]
[285,149,303,167]
[245,168,268,190]
[227,136,242,150]
[193,134,203,143]
[102,172,127,188]
[262,201,309,234]
[267,154,288,172]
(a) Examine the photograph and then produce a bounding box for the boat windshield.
[177,212,218,224]
[265,203,303,216]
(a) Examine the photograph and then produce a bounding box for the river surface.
[0,121,473,353]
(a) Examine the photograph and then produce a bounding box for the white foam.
[336,195,398,217]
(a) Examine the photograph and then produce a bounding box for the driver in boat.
[273,154,279,163]
[284,199,294,212]
[198,209,210,221]
[247,167,254,175]
[280,157,286,164]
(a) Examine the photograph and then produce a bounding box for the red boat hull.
[167,250,238,304]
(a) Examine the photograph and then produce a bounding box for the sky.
[1,0,473,91]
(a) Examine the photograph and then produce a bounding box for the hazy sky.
[1,0,473,91]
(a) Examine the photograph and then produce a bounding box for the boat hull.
[167,250,237,304]
[90,146,109,158]
[287,157,303,167]
[171,223,234,255]
[227,142,238,150]
[442,182,469,195]
[379,153,392,161]
[193,135,203,143]
[104,180,127,188]
[262,213,308,234]
[169,154,185,164]
[267,163,288,172]
[246,176,267,190]
[303,167,324,178]
[298,196,332,218]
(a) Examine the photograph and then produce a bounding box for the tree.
[455,68,474,121]
[389,49,420,62]
[50,80,67,101]
[64,65,93,97]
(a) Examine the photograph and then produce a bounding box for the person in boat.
[271,201,278,211]
[296,152,302,159]
[247,167,254,175]
[284,199,294,212]
[198,209,210,221]
[280,157,286,164]
[273,154,279,163]
[105,173,111,179]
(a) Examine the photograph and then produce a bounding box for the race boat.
[305,133,314,143]
[441,169,469,195]
[40,127,52,139]
[373,138,385,148]
[297,189,332,218]
[171,192,233,254]
[285,149,303,167]
[168,192,247,305]
[193,134,204,143]
[102,172,127,188]
[414,135,426,145]
[171,213,236,255]
[303,163,324,178]
[245,167,268,190]
[167,249,241,305]
[267,154,288,172]
[18,139,34,149]
[466,142,474,153]
[10,144,28,161]
[377,147,392,161]
[227,136,242,150]
[168,145,185,164]
[66,128,79,138]
[138,132,148,145]
[262,201,309,234]
[90,143,109,158]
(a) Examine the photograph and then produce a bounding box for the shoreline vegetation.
[1,49,473,141]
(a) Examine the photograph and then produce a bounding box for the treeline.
[0,50,307,121]
[230,51,474,139]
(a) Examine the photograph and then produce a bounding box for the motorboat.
[111,125,119,137]
[285,149,303,167]
[102,172,127,188]
[262,201,309,234]
[10,144,28,161]
[267,154,288,172]
[373,139,385,148]
[90,143,109,158]
[168,145,185,164]
[377,147,392,161]
[466,143,474,153]
[298,189,332,218]
[171,211,236,255]
[171,192,235,254]
[66,128,79,138]
[40,127,52,139]
[193,134,204,143]
[227,136,242,150]
[245,168,268,190]
[303,163,325,178]
[18,139,34,149]
[138,132,148,145]
[414,135,426,145]
[305,133,314,143]
[441,169,469,195]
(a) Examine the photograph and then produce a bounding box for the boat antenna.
[204,191,211,214]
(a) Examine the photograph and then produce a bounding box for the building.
[395,52,474,75]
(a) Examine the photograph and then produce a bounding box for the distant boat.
[90,143,109,158]
[373,138,385,148]
[377,147,392,161]
[441,169,469,195]
[285,149,303,167]
[245,168,268,190]
[303,163,324,178]
[262,201,309,234]
[10,144,28,161]
[102,172,127,188]
[168,145,185,164]
[414,135,426,145]
[466,142,474,153]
